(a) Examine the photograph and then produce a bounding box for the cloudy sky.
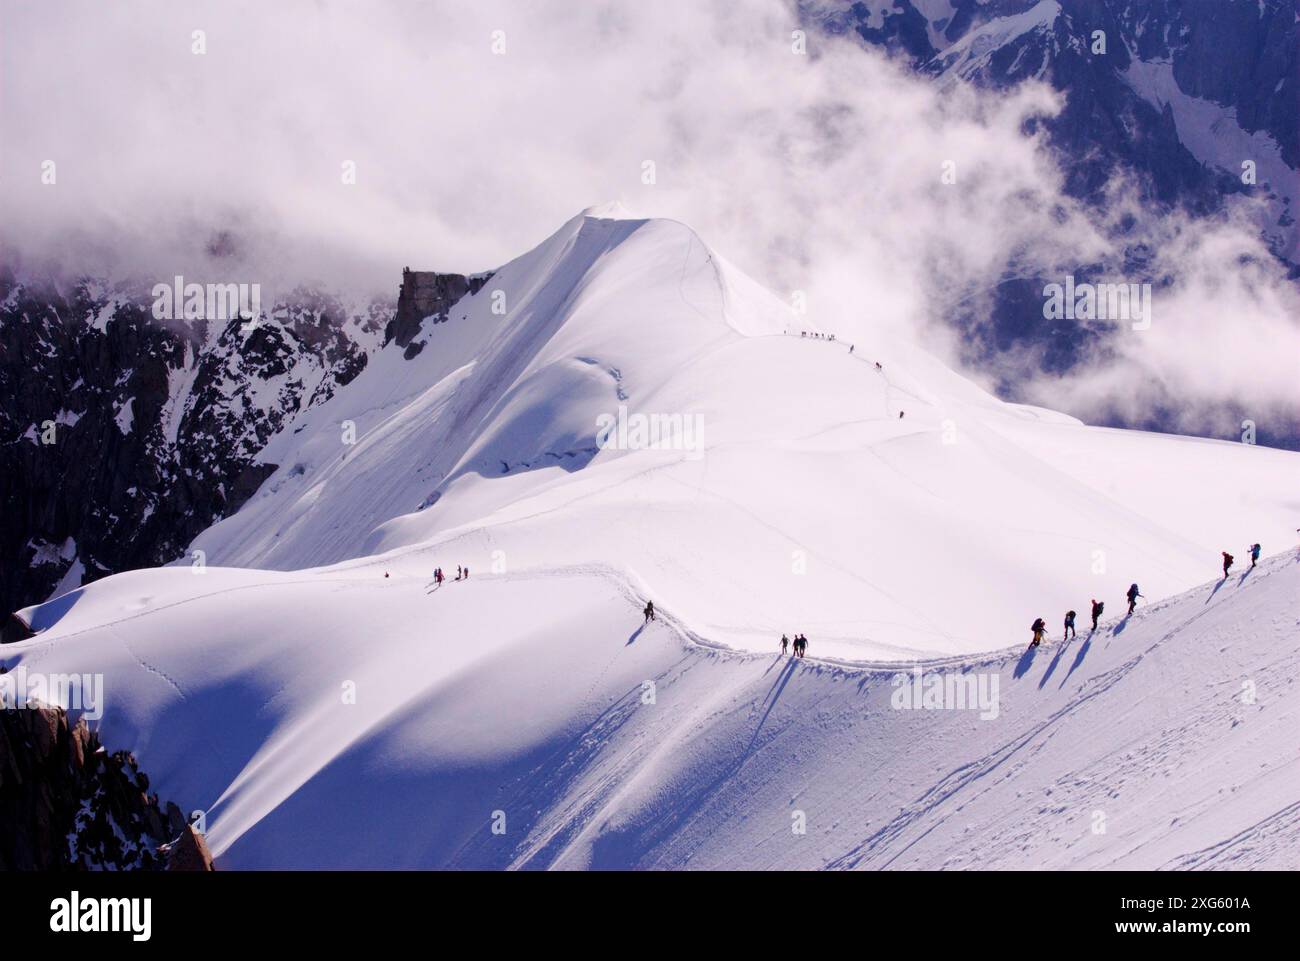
[3,0,1297,442]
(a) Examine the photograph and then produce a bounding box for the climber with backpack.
[1249,543,1261,568]
[1126,583,1142,614]
[1090,598,1104,632]
[1063,610,1076,640]
[1029,617,1047,649]
[1222,551,1234,579]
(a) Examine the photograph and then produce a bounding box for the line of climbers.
[431,543,1266,662]
[581,544,1271,667]
[795,331,904,418]
[1028,543,1263,651]
[429,565,470,586]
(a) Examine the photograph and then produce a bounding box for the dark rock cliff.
[0,700,212,870]
[0,269,392,613]
[2,261,489,614]
[387,268,492,358]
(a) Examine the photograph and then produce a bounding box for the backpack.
[1065,611,1076,621]
[1031,618,1044,631]
[1095,601,1104,614]
[1128,584,1138,597]
[1225,554,1234,565]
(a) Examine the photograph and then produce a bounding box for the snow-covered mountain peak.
[580,200,640,221]
[150,209,1299,661]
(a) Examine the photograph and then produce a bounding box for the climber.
[1029,617,1047,648]
[1126,583,1142,614]
[1089,598,1104,632]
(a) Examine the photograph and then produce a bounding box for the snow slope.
[173,206,1299,660]
[6,207,1299,868]
[5,547,1297,869]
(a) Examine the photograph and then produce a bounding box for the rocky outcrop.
[0,701,208,870]
[386,268,492,358]
[163,823,216,871]
[1,257,498,614]
[2,614,34,645]
[0,267,393,613]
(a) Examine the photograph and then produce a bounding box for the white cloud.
[2,0,1295,440]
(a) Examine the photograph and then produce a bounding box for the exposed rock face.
[0,701,207,870]
[2,614,34,645]
[387,268,492,358]
[0,268,393,613]
[163,823,216,871]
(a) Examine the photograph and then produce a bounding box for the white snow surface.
[178,208,1298,660]
[7,546,1298,869]
[935,0,1062,80]
[114,397,135,436]
[7,209,1300,869]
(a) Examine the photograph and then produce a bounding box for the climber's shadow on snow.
[1204,579,1226,604]
[626,623,645,646]
[1059,635,1094,688]
[581,656,796,870]
[747,658,799,756]
[1013,645,1038,679]
[1038,641,1072,689]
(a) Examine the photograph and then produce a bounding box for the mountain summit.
[13,210,1294,662]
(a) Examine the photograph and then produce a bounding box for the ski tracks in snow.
[826,560,1290,869]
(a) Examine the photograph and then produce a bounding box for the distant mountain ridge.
[809,0,1298,438]
[814,0,1295,242]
